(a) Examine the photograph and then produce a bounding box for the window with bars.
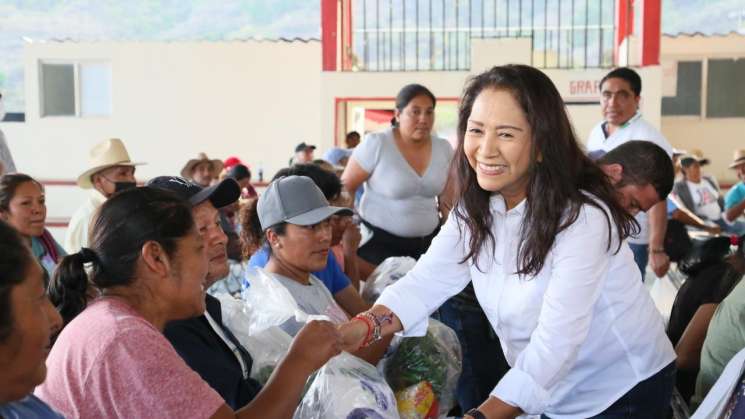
[350,0,618,72]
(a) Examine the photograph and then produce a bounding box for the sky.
[1,0,743,111]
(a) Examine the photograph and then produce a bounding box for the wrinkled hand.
[288,320,342,372]
[337,320,368,353]
[650,251,670,278]
[341,223,362,253]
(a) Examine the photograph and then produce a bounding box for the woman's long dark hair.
[48,187,194,325]
[239,197,288,260]
[452,65,638,275]
[0,220,33,343]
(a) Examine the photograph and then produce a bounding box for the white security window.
[40,61,112,117]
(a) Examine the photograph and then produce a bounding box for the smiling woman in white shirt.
[338,65,676,419]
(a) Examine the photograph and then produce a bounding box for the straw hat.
[688,148,710,166]
[180,153,224,179]
[729,149,745,169]
[77,138,144,189]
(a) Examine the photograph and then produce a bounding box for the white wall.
[5,40,322,183]
[660,33,745,184]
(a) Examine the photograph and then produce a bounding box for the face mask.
[113,181,136,193]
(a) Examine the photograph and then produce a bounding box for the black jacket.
[164,294,262,410]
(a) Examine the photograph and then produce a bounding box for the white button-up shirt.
[64,190,107,254]
[377,194,675,418]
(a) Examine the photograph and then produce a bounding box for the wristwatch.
[465,409,487,419]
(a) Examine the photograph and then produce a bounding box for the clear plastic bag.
[214,293,293,385]
[294,352,399,419]
[242,326,293,385]
[383,319,462,417]
[240,267,307,335]
[361,257,417,304]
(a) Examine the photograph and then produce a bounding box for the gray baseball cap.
[258,175,353,230]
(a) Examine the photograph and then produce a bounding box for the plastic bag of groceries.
[361,257,417,304]
[243,326,293,384]
[294,352,398,419]
[214,293,293,385]
[240,267,308,335]
[383,319,462,417]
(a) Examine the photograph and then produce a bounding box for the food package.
[240,267,307,335]
[294,352,399,419]
[395,381,439,419]
[361,257,417,304]
[214,293,293,385]
[383,319,462,417]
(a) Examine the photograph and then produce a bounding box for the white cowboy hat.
[77,138,145,189]
[180,153,224,179]
[729,149,745,169]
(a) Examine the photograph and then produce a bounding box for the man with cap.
[64,138,143,253]
[181,152,223,187]
[147,175,262,409]
[290,142,315,165]
[724,150,745,223]
[586,67,674,279]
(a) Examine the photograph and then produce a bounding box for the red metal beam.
[640,0,661,66]
[321,0,338,71]
[614,0,633,65]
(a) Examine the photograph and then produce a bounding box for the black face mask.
[113,181,137,193]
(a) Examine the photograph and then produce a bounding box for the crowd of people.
[2,64,745,419]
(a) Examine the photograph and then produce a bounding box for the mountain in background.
[1,0,743,111]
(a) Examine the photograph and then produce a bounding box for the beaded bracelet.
[353,312,383,348]
[352,313,374,348]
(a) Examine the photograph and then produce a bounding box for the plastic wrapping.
[395,381,438,419]
[294,352,399,419]
[214,293,293,385]
[361,257,417,304]
[383,319,462,417]
[240,267,307,335]
[243,326,293,384]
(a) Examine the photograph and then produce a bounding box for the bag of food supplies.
[214,293,294,385]
[383,318,462,417]
[361,257,417,304]
[294,352,399,419]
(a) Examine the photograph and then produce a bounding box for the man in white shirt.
[587,67,673,279]
[64,138,144,253]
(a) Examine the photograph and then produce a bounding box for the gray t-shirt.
[352,127,454,238]
[270,272,344,336]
